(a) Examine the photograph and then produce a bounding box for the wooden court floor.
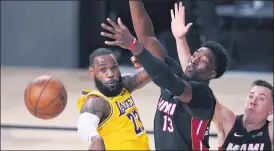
[1,66,273,150]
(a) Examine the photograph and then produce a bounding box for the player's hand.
[171,2,193,40]
[131,56,142,68]
[101,17,134,49]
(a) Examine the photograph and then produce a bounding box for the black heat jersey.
[220,114,271,151]
[154,81,216,150]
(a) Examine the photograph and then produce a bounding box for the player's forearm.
[133,44,185,96]
[175,37,191,71]
[129,1,165,61]
[129,1,154,41]
[88,135,106,150]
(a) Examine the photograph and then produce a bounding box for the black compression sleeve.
[135,48,185,96]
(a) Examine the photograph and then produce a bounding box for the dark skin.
[99,0,166,91]
[81,96,108,150]
[81,4,166,148]
[82,1,217,149]
[100,1,217,103]
[185,47,217,81]
[101,18,218,103]
[81,54,155,150]
[83,7,166,149]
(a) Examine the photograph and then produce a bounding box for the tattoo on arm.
[81,96,106,150]
[122,68,151,93]
[81,96,106,119]
[89,135,106,151]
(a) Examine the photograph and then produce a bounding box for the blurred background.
[1,0,274,150]
[1,0,274,71]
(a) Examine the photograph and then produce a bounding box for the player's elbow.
[77,112,100,143]
[137,35,150,47]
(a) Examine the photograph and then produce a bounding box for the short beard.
[94,75,123,97]
[182,73,196,81]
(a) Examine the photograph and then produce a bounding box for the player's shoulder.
[81,89,92,95]
[76,89,106,112]
[188,81,211,92]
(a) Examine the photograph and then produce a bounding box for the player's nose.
[106,69,115,78]
[191,57,198,66]
[250,98,257,105]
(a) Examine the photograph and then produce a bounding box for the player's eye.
[100,67,106,73]
[259,97,265,101]
[248,95,253,100]
[111,66,118,71]
[201,60,208,64]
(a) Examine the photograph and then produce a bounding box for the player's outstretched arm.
[122,67,151,92]
[101,17,191,100]
[77,96,107,150]
[171,2,193,71]
[213,101,236,147]
[100,18,151,93]
[129,0,165,61]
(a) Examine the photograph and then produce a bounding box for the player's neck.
[243,117,266,132]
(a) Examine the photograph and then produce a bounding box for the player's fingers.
[133,62,142,68]
[181,6,185,21]
[131,56,137,62]
[131,56,142,68]
[107,18,122,32]
[100,32,118,40]
[104,41,119,46]
[170,9,175,21]
[179,3,184,19]
[117,17,127,30]
[101,23,119,35]
[174,3,179,17]
[186,23,193,31]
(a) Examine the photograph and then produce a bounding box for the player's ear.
[268,106,273,115]
[209,71,217,80]
[88,66,95,79]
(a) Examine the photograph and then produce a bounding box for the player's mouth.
[248,106,256,112]
[187,64,195,72]
[108,80,117,86]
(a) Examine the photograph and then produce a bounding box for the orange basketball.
[24,75,67,120]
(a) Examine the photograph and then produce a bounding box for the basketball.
[24,75,67,120]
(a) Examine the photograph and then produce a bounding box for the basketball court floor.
[1,66,273,150]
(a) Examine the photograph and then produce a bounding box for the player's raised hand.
[171,2,193,40]
[101,17,134,49]
[131,56,142,68]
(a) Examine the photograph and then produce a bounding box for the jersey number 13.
[163,115,174,132]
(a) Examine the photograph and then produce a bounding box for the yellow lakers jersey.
[76,88,150,150]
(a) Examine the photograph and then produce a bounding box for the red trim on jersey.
[191,118,209,151]
[218,146,222,151]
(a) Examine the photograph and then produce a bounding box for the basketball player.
[213,80,274,151]
[76,47,164,150]
[167,3,274,150]
[101,2,229,150]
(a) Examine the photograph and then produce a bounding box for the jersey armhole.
[86,94,114,129]
[98,99,113,128]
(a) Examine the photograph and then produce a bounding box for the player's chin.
[107,83,121,92]
[185,72,197,81]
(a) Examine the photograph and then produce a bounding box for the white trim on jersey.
[196,120,203,135]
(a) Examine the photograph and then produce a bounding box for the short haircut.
[251,79,274,103]
[201,41,229,78]
[89,48,115,66]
